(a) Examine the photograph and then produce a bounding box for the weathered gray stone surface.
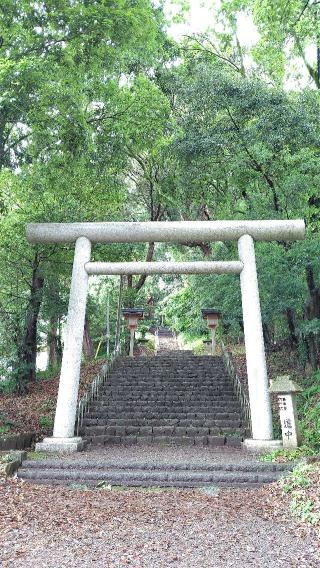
[238,235,273,441]
[243,439,283,453]
[53,236,91,439]
[269,375,303,393]
[26,219,305,244]
[0,458,21,476]
[0,432,35,451]
[85,260,243,275]
[18,445,293,487]
[35,437,86,453]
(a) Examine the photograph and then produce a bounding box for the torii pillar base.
[243,439,283,454]
[35,437,86,453]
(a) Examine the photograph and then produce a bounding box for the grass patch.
[27,451,50,460]
[260,446,317,463]
[37,365,60,381]
[0,453,15,464]
[280,463,320,527]
[0,378,17,394]
[38,415,54,428]
[69,483,91,491]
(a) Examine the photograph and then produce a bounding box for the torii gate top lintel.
[26,219,305,244]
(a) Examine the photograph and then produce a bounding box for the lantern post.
[122,309,145,357]
[202,309,222,355]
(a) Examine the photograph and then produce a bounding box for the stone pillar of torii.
[26,220,305,453]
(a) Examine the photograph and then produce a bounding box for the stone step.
[86,419,241,430]
[110,371,227,377]
[97,400,239,406]
[85,433,244,446]
[111,364,225,367]
[84,417,243,425]
[20,459,290,473]
[112,370,227,375]
[97,392,239,397]
[86,412,242,420]
[82,426,245,437]
[109,365,226,368]
[94,402,239,407]
[14,478,276,488]
[82,418,243,427]
[88,403,241,410]
[105,380,231,388]
[18,463,289,488]
[104,377,232,382]
[102,390,233,396]
[85,413,241,422]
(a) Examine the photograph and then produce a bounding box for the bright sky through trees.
[164,0,315,88]
[164,0,258,44]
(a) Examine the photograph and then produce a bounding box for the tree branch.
[183,35,243,74]
[226,108,280,211]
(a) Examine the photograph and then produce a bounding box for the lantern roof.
[122,308,144,318]
[269,375,303,394]
[201,308,222,318]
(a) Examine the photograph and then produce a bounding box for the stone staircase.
[156,326,179,352]
[82,351,247,447]
[18,454,292,487]
[18,350,293,487]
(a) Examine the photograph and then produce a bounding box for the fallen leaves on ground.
[0,360,106,438]
[0,477,319,568]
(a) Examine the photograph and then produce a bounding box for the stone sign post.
[269,375,303,449]
[122,309,144,357]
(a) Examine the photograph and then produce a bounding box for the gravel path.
[29,444,265,467]
[1,476,319,568]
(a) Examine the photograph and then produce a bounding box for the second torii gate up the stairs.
[26,220,305,453]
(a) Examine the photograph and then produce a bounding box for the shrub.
[38,415,54,428]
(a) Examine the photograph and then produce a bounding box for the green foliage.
[260,446,316,463]
[290,496,320,526]
[38,416,54,429]
[191,339,208,356]
[281,463,313,492]
[300,373,320,450]
[70,483,91,491]
[26,452,48,461]
[0,453,15,464]
[37,366,61,382]
[0,0,171,389]
[0,0,320,424]
[218,0,320,87]
[0,378,17,395]
[280,463,320,525]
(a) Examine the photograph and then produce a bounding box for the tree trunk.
[48,315,62,368]
[262,322,273,350]
[82,315,94,359]
[303,264,320,370]
[285,308,298,348]
[17,253,45,393]
[135,242,155,292]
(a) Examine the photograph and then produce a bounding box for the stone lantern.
[122,308,144,357]
[201,309,221,356]
[269,375,303,449]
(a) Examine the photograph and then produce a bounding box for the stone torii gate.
[26,220,305,452]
